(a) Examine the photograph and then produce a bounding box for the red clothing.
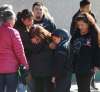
[0,22,28,73]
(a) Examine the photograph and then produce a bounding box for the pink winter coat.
[0,22,28,74]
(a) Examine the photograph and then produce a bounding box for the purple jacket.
[0,22,28,73]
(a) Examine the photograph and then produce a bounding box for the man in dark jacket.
[50,29,72,92]
[70,0,96,36]
[32,2,56,33]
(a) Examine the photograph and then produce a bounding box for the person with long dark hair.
[71,13,100,92]
[14,9,33,92]
[70,0,98,90]
[14,9,33,60]
[70,0,96,36]
[29,25,53,92]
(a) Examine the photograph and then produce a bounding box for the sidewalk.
[70,83,100,92]
[17,82,100,92]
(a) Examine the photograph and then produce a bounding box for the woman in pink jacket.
[0,7,29,92]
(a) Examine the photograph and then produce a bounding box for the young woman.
[70,0,96,36]
[71,13,100,92]
[0,6,28,92]
[14,9,33,92]
[14,9,33,60]
[29,25,53,92]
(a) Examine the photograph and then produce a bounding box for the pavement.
[70,83,100,92]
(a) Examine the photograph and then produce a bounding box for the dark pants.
[76,72,93,92]
[54,72,72,92]
[0,73,18,92]
[32,77,52,92]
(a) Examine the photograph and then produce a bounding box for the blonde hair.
[43,6,54,21]
[30,25,51,39]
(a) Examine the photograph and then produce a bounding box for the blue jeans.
[0,73,18,92]
[17,83,26,92]
[17,81,33,92]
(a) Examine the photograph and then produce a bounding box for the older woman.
[0,6,28,92]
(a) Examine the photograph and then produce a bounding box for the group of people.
[0,0,100,92]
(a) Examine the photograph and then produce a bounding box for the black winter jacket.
[53,40,72,78]
[71,29,98,75]
[29,40,53,77]
[14,20,32,60]
[34,15,56,33]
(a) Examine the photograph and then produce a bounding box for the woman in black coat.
[14,9,33,92]
[14,9,33,60]
[71,13,100,92]
[29,25,53,92]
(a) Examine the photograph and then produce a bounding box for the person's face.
[80,4,91,13]
[52,36,61,45]
[32,5,44,21]
[77,20,89,35]
[31,35,42,44]
[22,17,33,27]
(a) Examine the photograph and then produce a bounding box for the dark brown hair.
[17,9,33,20]
[76,13,92,24]
[32,2,43,11]
[80,0,90,8]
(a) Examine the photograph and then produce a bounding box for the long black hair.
[75,14,92,29]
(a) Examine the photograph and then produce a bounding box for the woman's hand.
[82,12,96,25]
[83,13,100,47]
